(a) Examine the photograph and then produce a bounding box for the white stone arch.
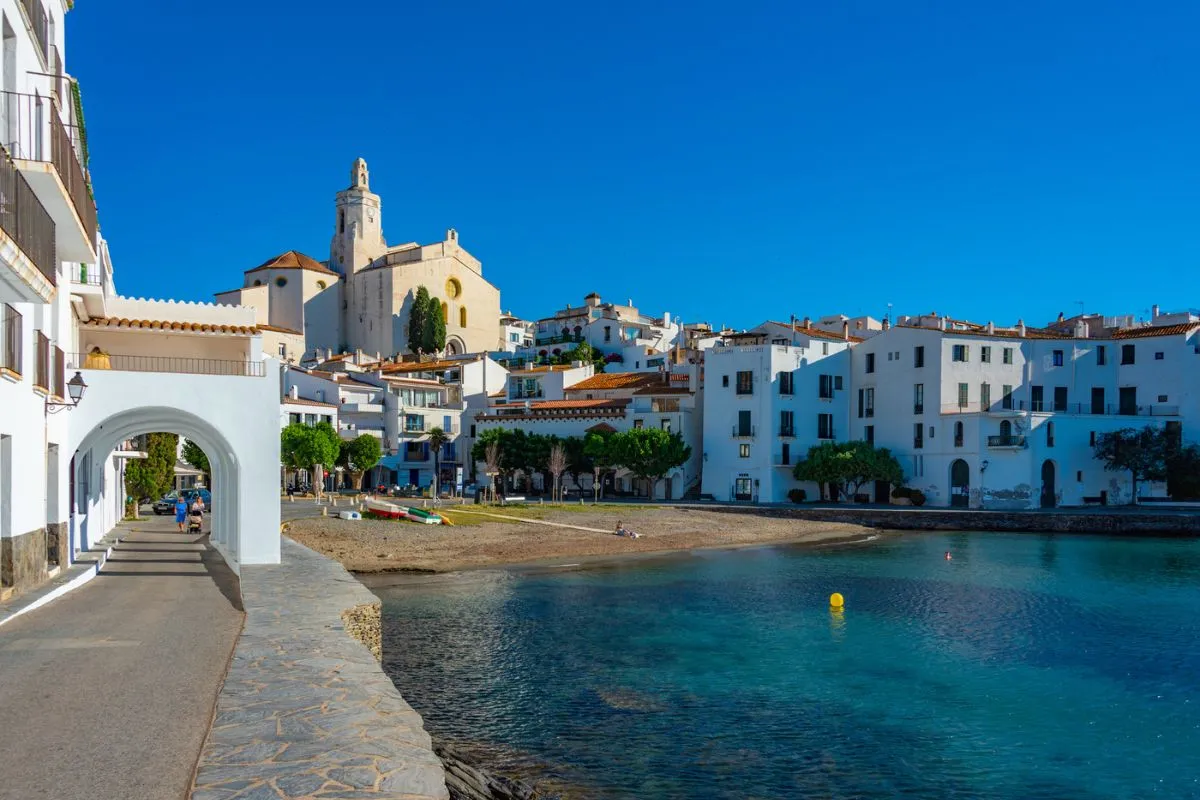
[445,336,466,356]
[65,367,282,571]
[72,408,250,567]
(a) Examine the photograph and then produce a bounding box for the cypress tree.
[408,286,431,353]
[424,295,447,354]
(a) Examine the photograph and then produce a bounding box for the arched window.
[954,421,964,447]
[445,277,462,299]
[275,276,287,287]
[459,306,467,328]
[339,209,345,234]
[1046,421,1055,447]
[999,420,1012,439]
[253,279,262,286]
[441,301,449,322]
[316,280,327,290]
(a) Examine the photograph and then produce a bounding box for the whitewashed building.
[700,323,858,502]
[0,3,280,601]
[849,313,1200,508]
[475,366,704,499]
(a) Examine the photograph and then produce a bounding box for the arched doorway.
[66,367,281,570]
[445,337,464,356]
[1041,460,1057,508]
[950,459,970,508]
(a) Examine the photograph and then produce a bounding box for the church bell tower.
[330,157,385,274]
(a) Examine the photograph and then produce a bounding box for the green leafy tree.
[1094,426,1171,504]
[427,426,450,495]
[338,434,382,491]
[558,340,607,373]
[792,441,846,501]
[792,441,902,503]
[1167,443,1200,500]
[181,439,211,488]
[281,422,341,497]
[584,430,615,499]
[563,435,592,494]
[608,428,691,499]
[408,286,431,354]
[125,432,179,503]
[423,294,447,355]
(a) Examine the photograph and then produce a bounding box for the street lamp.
[46,371,87,414]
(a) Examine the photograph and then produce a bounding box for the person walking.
[191,492,205,516]
[174,494,189,533]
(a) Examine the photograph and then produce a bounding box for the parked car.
[152,491,180,515]
[153,489,212,515]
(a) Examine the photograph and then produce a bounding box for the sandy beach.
[285,503,877,573]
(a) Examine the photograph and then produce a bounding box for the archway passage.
[1041,460,1057,508]
[65,367,281,570]
[950,459,970,508]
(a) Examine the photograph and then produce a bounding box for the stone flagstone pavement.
[192,537,448,800]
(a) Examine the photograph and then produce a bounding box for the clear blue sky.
[69,1,1200,329]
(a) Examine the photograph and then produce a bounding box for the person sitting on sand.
[614,521,641,539]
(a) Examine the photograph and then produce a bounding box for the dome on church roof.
[247,250,339,276]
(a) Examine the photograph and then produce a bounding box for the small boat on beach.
[364,498,446,525]
[404,506,443,525]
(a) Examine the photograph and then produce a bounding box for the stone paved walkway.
[0,521,243,800]
[192,537,448,800]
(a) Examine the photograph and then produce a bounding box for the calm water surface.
[379,534,1200,799]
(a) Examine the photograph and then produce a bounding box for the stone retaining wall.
[1,527,47,592]
[191,537,448,800]
[704,505,1200,535]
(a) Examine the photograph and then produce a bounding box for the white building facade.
[849,316,1200,509]
[701,326,855,503]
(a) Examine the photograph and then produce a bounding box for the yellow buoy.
[829,592,844,609]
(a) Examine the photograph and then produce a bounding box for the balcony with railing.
[732,425,756,438]
[0,140,56,302]
[1,304,21,376]
[942,399,1180,417]
[1,91,97,261]
[67,352,266,377]
[778,425,795,438]
[987,434,1026,448]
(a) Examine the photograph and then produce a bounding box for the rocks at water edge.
[436,742,542,800]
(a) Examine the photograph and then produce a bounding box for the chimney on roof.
[289,385,298,399]
[1075,320,1088,338]
[939,317,947,331]
[987,321,995,334]
[355,348,363,363]
[855,320,862,329]
[803,316,811,329]
[842,321,850,340]
[446,228,458,243]
[1152,304,1161,319]
[1058,312,1065,323]
[325,348,332,360]
[882,317,890,330]
[1017,319,1026,337]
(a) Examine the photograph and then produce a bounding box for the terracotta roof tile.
[282,397,338,409]
[83,318,258,335]
[258,324,302,335]
[1112,322,1200,339]
[528,398,630,410]
[379,359,465,374]
[246,250,339,276]
[565,372,663,391]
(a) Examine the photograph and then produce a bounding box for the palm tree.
[427,426,450,498]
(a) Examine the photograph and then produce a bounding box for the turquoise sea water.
[378,533,1200,799]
